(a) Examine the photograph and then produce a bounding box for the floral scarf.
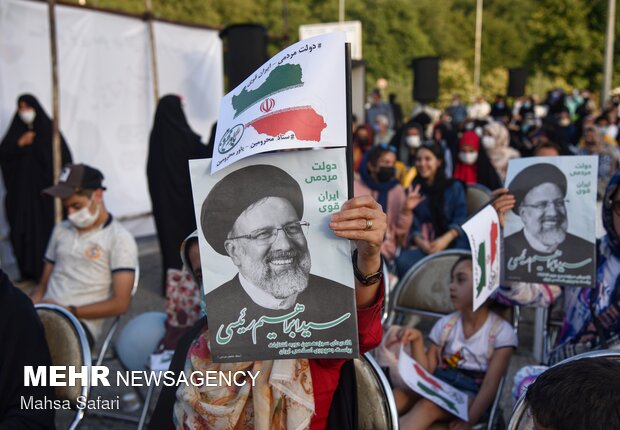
[173,326,314,430]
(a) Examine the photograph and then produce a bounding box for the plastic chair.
[36,304,92,430]
[94,265,140,366]
[466,183,492,216]
[386,250,519,430]
[355,352,400,430]
[507,349,620,430]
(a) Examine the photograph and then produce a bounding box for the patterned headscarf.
[602,169,620,257]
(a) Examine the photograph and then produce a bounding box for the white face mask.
[68,198,100,229]
[459,151,478,165]
[19,109,36,125]
[482,135,496,149]
[406,135,421,148]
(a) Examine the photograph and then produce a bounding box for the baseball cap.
[42,164,106,198]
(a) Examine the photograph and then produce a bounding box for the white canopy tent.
[0,0,223,264]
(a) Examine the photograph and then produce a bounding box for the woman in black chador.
[0,94,72,281]
[147,95,208,293]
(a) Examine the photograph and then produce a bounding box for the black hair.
[526,357,620,430]
[414,142,456,234]
[183,236,199,271]
[367,144,395,167]
[450,255,472,276]
[533,141,561,156]
[75,189,96,198]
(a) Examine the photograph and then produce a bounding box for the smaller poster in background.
[398,348,469,422]
[503,156,598,286]
[462,205,501,311]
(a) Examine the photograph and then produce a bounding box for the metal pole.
[602,0,616,109]
[145,0,160,103]
[473,0,483,95]
[339,0,345,23]
[48,0,62,224]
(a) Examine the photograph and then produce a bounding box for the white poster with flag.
[211,32,347,173]
[398,348,469,422]
[462,205,501,311]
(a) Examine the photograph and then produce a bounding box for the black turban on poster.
[201,165,304,255]
[509,163,567,213]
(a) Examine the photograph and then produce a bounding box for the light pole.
[602,0,616,108]
[473,0,483,95]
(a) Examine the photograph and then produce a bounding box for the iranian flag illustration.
[398,348,469,421]
[462,205,501,311]
[211,32,347,173]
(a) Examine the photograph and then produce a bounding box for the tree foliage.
[67,0,619,111]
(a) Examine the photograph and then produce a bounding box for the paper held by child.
[398,346,469,422]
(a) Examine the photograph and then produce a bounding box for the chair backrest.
[508,350,620,430]
[466,184,492,215]
[355,352,399,430]
[388,250,470,324]
[36,304,91,403]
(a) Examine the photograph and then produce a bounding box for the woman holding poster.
[494,171,620,401]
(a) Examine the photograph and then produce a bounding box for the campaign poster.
[503,156,598,286]
[211,32,347,173]
[398,348,469,422]
[189,148,358,362]
[462,205,501,311]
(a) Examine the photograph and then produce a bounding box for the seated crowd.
[4,88,620,430]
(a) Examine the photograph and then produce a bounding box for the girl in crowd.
[354,145,423,263]
[452,131,502,190]
[387,256,517,429]
[0,94,73,281]
[396,142,468,277]
[147,95,209,294]
[493,170,620,400]
[481,121,519,182]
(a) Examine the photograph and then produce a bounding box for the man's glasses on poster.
[520,199,569,212]
[227,221,310,245]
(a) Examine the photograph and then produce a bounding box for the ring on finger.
[364,219,373,231]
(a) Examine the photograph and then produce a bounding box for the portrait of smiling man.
[200,164,358,361]
[504,162,595,285]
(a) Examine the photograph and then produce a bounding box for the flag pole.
[145,0,160,103]
[48,0,62,224]
[345,43,353,200]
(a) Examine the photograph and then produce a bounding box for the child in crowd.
[385,256,517,430]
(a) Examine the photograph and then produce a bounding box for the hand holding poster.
[503,156,598,286]
[462,205,501,311]
[190,148,358,362]
[212,32,347,173]
[397,347,469,422]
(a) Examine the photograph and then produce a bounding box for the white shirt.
[44,216,138,340]
[429,311,518,372]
